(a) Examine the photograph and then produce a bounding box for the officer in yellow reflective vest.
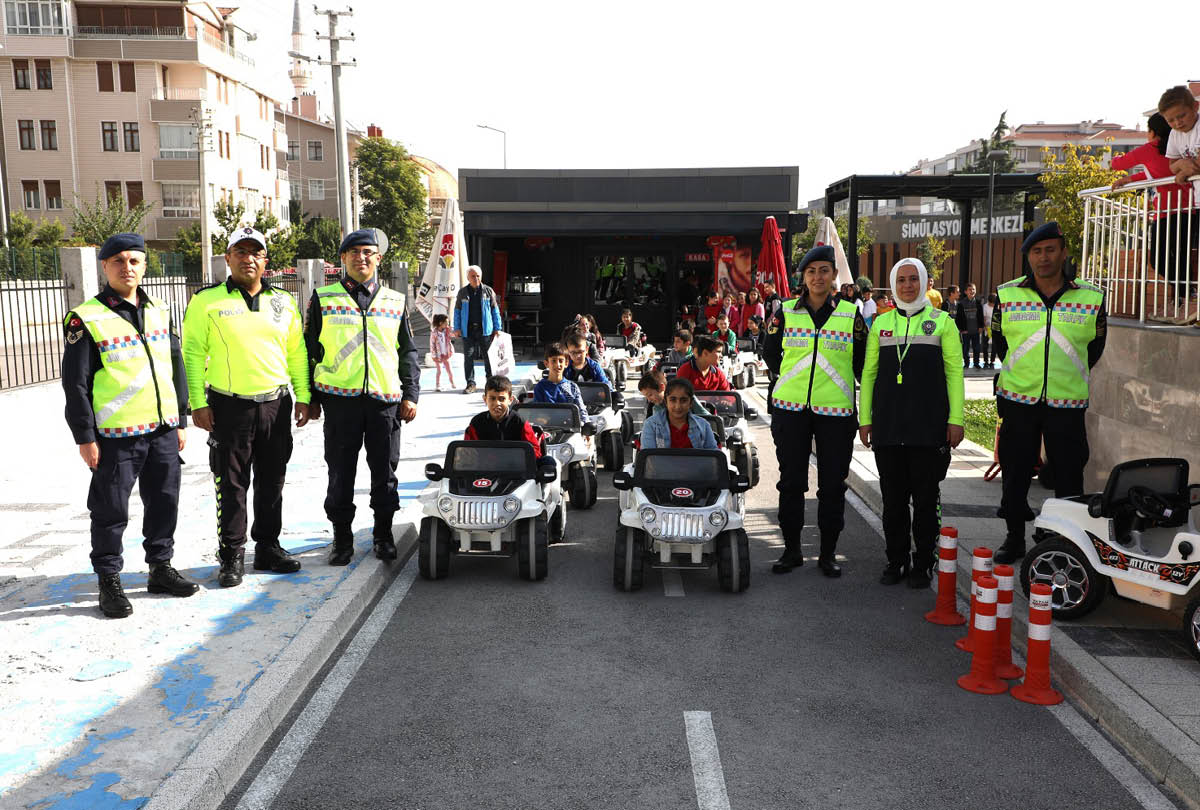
[183,227,312,587]
[306,229,420,565]
[62,233,199,618]
[763,245,868,577]
[992,222,1107,564]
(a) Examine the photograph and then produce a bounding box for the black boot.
[329,524,354,566]
[97,573,132,618]
[879,563,908,585]
[907,565,933,589]
[373,513,397,561]
[994,539,1026,565]
[817,534,842,578]
[253,543,302,573]
[772,539,805,574]
[147,563,200,597]
[219,548,245,588]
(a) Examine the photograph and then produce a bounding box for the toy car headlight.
[650,526,662,537]
[639,506,656,524]
[555,444,573,462]
[729,429,743,442]
[503,497,520,513]
[438,496,453,513]
[709,510,727,528]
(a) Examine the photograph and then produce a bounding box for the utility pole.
[984,148,1008,297]
[292,8,355,236]
[191,104,214,282]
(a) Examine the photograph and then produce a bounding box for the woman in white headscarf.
[858,259,965,588]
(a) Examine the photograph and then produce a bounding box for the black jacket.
[954,296,985,333]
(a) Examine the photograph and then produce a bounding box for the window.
[97,61,113,92]
[287,140,299,161]
[289,179,301,201]
[158,124,197,158]
[5,1,67,35]
[161,183,199,217]
[123,122,139,152]
[18,119,35,150]
[224,131,231,158]
[39,120,56,150]
[307,140,323,161]
[101,121,118,151]
[13,59,29,90]
[44,180,62,210]
[104,181,121,202]
[118,62,135,92]
[22,180,40,209]
[126,181,143,208]
[308,178,325,200]
[34,59,50,89]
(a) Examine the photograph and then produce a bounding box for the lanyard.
[894,313,915,385]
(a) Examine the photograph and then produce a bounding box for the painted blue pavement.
[0,363,539,807]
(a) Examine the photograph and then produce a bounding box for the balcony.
[154,87,207,101]
[150,99,200,123]
[277,168,289,181]
[68,28,255,73]
[152,159,199,182]
[154,216,197,240]
[75,26,185,39]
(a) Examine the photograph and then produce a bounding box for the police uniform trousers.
[208,391,293,558]
[88,428,181,574]
[321,395,402,525]
[874,443,951,570]
[997,400,1088,540]
[769,408,857,552]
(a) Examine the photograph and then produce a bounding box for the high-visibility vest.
[770,297,857,416]
[312,283,406,402]
[74,294,179,438]
[997,278,1104,408]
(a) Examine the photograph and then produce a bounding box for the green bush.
[963,398,997,451]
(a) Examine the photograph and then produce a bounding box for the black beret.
[1022,221,1065,253]
[797,245,836,273]
[339,229,378,254]
[98,233,146,260]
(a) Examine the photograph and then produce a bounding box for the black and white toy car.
[612,449,752,593]
[418,440,563,581]
[694,391,760,488]
[577,381,633,468]
[734,338,762,388]
[514,402,599,509]
[602,334,658,392]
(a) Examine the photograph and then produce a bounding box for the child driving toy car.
[640,378,718,450]
[534,342,587,416]
[463,375,544,459]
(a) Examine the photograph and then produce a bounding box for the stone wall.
[1085,319,1200,491]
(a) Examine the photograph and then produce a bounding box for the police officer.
[991,222,1107,564]
[183,227,312,587]
[62,233,199,617]
[763,245,868,577]
[306,229,420,565]
[859,258,965,587]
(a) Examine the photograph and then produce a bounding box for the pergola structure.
[823,173,1046,289]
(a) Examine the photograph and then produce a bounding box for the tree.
[355,136,431,265]
[1038,142,1123,263]
[252,208,299,269]
[959,112,1017,175]
[32,218,66,247]
[212,198,247,247]
[916,235,957,281]
[68,187,152,246]
[295,216,342,264]
[791,213,875,262]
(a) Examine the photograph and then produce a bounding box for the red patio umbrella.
[758,216,790,299]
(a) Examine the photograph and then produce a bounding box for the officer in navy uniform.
[62,233,199,618]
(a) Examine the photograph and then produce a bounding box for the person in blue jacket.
[563,331,612,388]
[640,378,718,449]
[452,265,502,395]
[533,342,587,416]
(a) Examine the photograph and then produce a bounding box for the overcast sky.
[242,0,1193,204]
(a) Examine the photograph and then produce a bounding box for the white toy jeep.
[577,381,632,470]
[514,402,599,509]
[694,391,761,488]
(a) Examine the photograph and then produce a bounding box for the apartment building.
[0,0,290,245]
[275,93,362,225]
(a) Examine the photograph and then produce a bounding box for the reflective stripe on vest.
[75,295,179,438]
[770,298,857,416]
[996,280,1103,408]
[312,284,406,402]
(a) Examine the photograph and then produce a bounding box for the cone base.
[955,636,975,652]
[957,673,1008,695]
[1011,683,1063,705]
[995,663,1024,680]
[925,609,967,626]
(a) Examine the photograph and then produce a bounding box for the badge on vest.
[270,294,285,323]
[922,320,936,335]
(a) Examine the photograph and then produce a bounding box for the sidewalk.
[0,357,536,810]
[844,429,1200,807]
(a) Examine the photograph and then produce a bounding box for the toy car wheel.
[1019,535,1107,619]
[603,432,624,472]
[516,515,549,581]
[620,410,635,445]
[418,516,451,580]
[549,500,567,544]
[568,464,596,510]
[716,528,750,593]
[613,526,645,591]
[1185,596,1200,664]
[616,362,627,390]
[746,365,756,387]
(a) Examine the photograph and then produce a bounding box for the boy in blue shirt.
[533,342,586,416]
[563,331,612,388]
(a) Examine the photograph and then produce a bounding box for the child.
[741,288,765,335]
[745,316,764,355]
[702,292,722,334]
[562,315,601,362]
[676,335,732,391]
[429,313,455,392]
[638,369,707,416]
[584,314,606,353]
[640,378,718,450]
[617,308,644,347]
[722,293,740,339]
[564,331,613,388]
[712,313,738,355]
[661,329,693,367]
[463,375,543,458]
[533,342,587,416]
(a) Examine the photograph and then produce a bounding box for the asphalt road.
[222,400,1177,810]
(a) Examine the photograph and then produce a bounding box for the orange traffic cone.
[957,575,1006,695]
[955,547,994,652]
[993,564,1024,680]
[1011,583,1064,705]
[925,527,966,626]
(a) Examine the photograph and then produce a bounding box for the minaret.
[288,0,312,100]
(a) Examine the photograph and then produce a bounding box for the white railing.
[154,87,207,101]
[199,32,255,68]
[74,25,184,39]
[1078,175,1199,324]
[159,149,197,160]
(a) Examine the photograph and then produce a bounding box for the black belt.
[207,385,289,403]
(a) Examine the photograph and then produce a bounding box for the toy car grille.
[456,500,502,527]
[659,511,706,540]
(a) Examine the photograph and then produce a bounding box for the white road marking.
[234,559,419,810]
[844,488,884,537]
[684,711,733,810]
[662,569,685,597]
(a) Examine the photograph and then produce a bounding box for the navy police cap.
[797,245,836,273]
[98,232,146,260]
[1021,221,1065,253]
[339,228,380,254]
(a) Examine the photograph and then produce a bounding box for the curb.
[845,465,1200,810]
[143,521,419,810]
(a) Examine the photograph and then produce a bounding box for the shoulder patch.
[64,312,86,343]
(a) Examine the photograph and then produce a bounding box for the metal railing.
[154,87,207,101]
[199,33,255,68]
[74,25,185,39]
[141,252,203,329]
[0,248,65,390]
[1078,174,1199,324]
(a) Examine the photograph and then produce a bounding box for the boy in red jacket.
[676,335,732,391]
[463,375,542,458]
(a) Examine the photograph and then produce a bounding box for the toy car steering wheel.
[1127,485,1176,522]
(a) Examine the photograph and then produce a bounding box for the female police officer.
[763,245,867,577]
[858,258,964,587]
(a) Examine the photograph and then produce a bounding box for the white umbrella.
[814,216,855,288]
[414,198,469,325]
